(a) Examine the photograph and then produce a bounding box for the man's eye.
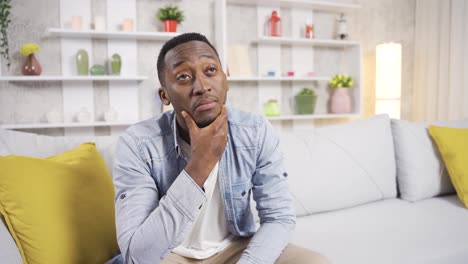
[207,67,217,74]
[177,74,190,81]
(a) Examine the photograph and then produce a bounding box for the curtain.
[412,0,468,121]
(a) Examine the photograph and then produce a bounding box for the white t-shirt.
[172,137,234,259]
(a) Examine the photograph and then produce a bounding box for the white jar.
[77,107,91,123]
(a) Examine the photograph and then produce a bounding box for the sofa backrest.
[280,114,397,216]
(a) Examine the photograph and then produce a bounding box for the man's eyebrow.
[172,60,185,69]
[199,54,216,60]
[172,54,217,69]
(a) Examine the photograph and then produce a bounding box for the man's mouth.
[195,98,217,112]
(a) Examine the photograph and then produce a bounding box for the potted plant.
[0,0,12,68]
[329,74,353,113]
[20,43,42,76]
[295,88,317,114]
[157,5,184,32]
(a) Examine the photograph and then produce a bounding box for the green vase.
[111,53,121,75]
[76,49,89,76]
[90,64,106,75]
[295,94,317,114]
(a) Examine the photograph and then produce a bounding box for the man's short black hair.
[157,32,219,87]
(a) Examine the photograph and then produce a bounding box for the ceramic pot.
[295,94,317,114]
[330,88,352,113]
[163,20,178,32]
[22,54,42,76]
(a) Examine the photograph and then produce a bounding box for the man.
[112,32,328,264]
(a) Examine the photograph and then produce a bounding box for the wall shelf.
[266,113,359,121]
[45,28,180,40]
[0,76,147,82]
[0,121,137,129]
[257,36,360,47]
[227,0,361,12]
[227,76,330,81]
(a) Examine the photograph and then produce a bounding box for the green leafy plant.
[20,43,40,56]
[157,5,185,23]
[329,74,354,88]
[0,0,12,68]
[297,88,316,96]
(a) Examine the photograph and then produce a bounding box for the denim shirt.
[112,107,295,264]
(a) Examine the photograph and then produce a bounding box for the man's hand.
[182,107,228,187]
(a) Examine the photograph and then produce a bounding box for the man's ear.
[158,88,171,105]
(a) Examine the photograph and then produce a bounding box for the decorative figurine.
[337,13,348,40]
[305,18,314,39]
[264,99,281,117]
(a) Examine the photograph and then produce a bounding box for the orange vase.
[22,53,42,76]
[163,20,178,32]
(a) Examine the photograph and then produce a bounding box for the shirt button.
[283,172,288,177]
[241,191,246,196]
[199,204,203,209]
[120,193,126,199]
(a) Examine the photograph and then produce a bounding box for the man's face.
[160,40,228,128]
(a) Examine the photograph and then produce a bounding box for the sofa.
[1,114,468,264]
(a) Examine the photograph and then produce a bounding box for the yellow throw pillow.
[429,126,468,207]
[0,143,118,264]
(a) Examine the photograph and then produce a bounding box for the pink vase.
[22,53,42,76]
[330,88,351,113]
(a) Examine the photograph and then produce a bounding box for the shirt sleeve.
[237,117,296,264]
[112,132,206,264]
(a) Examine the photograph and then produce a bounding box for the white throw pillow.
[391,119,468,202]
[281,114,396,216]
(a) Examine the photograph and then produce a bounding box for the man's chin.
[194,109,220,128]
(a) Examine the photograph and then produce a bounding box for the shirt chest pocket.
[231,180,253,217]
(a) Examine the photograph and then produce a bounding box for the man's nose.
[193,74,211,95]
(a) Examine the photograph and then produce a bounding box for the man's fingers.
[182,111,198,133]
[210,106,228,130]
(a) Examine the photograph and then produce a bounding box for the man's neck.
[176,121,191,145]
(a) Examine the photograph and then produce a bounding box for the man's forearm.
[236,222,293,264]
[116,171,206,264]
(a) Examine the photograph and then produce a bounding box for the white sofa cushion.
[0,128,118,171]
[0,215,22,264]
[292,195,468,264]
[281,114,396,216]
[391,119,468,202]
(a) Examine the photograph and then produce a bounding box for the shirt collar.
[171,113,183,158]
